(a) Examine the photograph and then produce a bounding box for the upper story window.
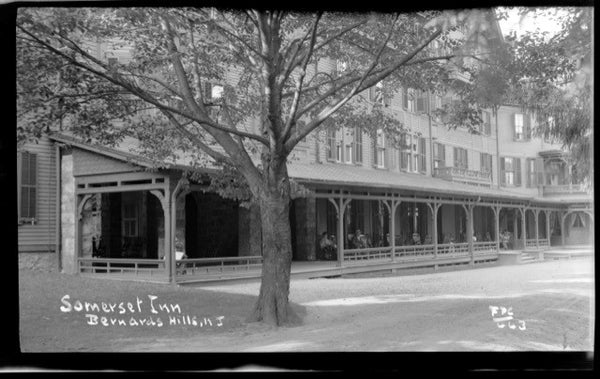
[500,157,522,187]
[513,113,531,141]
[18,151,37,222]
[402,88,415,112]
[415,91,429,114]
[480,152,492,174]
[374,129,386,169]
[481,110,491,136]
[353,127,363,165]
[334,59,348,77]
[326,127,339,162]
[453,147,468,170]
[369,81,390,107]
[526,158,540,188]
[433,142,445,169]
[400,133,412,171]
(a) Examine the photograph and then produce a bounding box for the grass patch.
[18,269,262,352]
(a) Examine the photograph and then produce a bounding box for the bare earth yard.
[19,258,594,352]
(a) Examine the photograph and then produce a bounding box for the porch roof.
[48,132,591,205]
[287,162,593,205]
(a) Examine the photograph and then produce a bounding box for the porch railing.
[78,257,166,275]
[525,239,538,249]
[343,247,393,262]
[539,239,550,248]
[394,244,436,260]
[473,241,497,254]
[437,243,470,257]
[542,184,586,196]
[176,256,263,276]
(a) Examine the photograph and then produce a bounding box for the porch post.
[520,208,527,250]
[512,210,518,249]
[544,210,551,246]
[390,199,400,262]
[427,202,440,260]
[534,209,540,249]
[328,197,344,267]
[463,203,474,265]
[560,212,566,246]
[493,205,501,253]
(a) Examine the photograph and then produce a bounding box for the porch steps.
[519,251,543,264]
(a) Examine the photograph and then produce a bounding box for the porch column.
[74,194,93,274]
[512,210,518,249]
[427,202,441,259]
[520,208,527,250]
[151,189,172,282]
[561,211,567,246]
[534,209,540,249]
[544,210,551,246]
[493,205,501,253]
[390,200,400,262]
[463,204,474,265]
[328,197,345,267]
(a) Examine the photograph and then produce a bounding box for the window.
[353,127,363,164]
[482,111,491,135]
[335,59,348,76]
[453,147,468,170]
[326,127,337,161]
[500,157,521,186]
[526,158,538,187]
[122,203,139,237]
[513,113,531,141]
[374,129,386,168]
[18,151,37,221]
[400,133,412,171]
[514,113,524,140]
[433,142,445,169]
[402,88,415,112]
[417,137,426,173]
[203,82,223,102]
[415,92,429,113]
[480,152,492,174]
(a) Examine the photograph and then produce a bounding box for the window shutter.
[500,157,506,185]
[512,113,517,140]
[525,115,532,140]
[514,158,521,186]
[402,87,408,110]
[453,147,458,167]
[372,131,378,167]
[386,138,394,169]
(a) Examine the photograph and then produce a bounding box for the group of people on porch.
[318,228,499,261]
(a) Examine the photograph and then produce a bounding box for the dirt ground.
[19,257,594,353]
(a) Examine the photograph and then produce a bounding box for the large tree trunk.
[247,166,300,326]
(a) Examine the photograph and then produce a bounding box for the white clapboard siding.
[18,137,57,252]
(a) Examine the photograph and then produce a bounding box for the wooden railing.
[473,241,497,254]
[437,243,470,257]
[78,258,166,275]
[343,247,393,262]
[394,244,435,260]
[434,167,492,187]
[176,256,263,276]
[542,184,587,196]
[539,239,550,247]
[525,239,538,249]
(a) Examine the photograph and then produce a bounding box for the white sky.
[497,7,568,39]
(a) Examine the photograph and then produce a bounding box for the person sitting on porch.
[411,233,421,245]
[351,230,363,249]
[484,232,491,242]
[319,232,336,260]
[423,234,432,245]
[500,230,509,250]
